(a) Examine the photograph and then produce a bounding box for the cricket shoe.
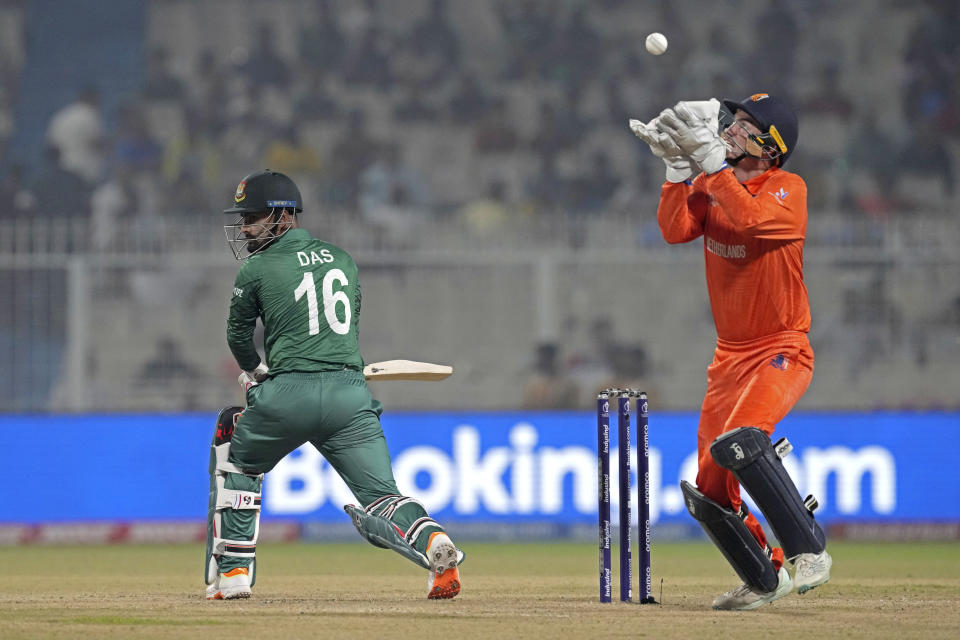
[426,531,461,600]
[793,550,832,594]
[712,566,792,611]
[206,567,252,600]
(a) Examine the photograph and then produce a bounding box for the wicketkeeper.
[205,169,463,600]
[630,94,832,610]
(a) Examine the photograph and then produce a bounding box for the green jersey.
[227,228,363,374]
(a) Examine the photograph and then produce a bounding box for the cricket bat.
[363,360,453,381]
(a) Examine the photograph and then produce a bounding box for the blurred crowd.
[0,0,957,255]
[0,0,958,413]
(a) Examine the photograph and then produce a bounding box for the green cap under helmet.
[223,169,303,216]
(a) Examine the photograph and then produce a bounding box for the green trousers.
[219,370,442,571]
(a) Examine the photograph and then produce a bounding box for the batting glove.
[238,362,269,393]
[629,118,696,183]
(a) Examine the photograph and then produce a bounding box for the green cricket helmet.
[223,169,302,260]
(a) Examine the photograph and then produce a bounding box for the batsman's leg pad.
[206,406,262,587]
[681,480,780,593]
[345,503,431,570]
[710,427,826,558]
[345,498,466,570]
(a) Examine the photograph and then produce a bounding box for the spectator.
[524,151,570,214]
[392,36,449,91]
[497,0,556,80]
[299,0,347,78]
[567,315,618,399]
[912,293,960,370]
[89,163,140,252]
[241,24,293,89]
[164,165,212,217]
[544,6,600,88]
[161,108,223,197]
[555,84,590,145]
[529,101,578,160]
[45,85,105,184]
[598,342,651,395]
[186,51,229,131]
[135,335,204,410]
[682,26,748,98]
[31,145,91,220]
[112,103,163,174]
[136,335,203,384]
[219,108,274,178]
[841,111,901,216]
[339,0,379,40]
[751,0,799,80]
[571,151,621,213]
[803,65,854,120]
[328,109,381,208]
[0,163,36,218]
[902,0,960,131]
[342,25,394,89]
[841,275,903,381]
[473,97,519,154]
[522,342,581,409]
[393,80,441,123]
[602,77,633,134]
[447,71,492,125]
[359,143,431,244]
[143,46,185,102]
[410,0,460,66]
[262,124,324,177]
[896,119,955,204]
[294,75,341,122]
[459,180,510,235]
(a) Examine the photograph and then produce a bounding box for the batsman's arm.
[705,171,807,240]
[226,269,263,372]
[657,181,706,244]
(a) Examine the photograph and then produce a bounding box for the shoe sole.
[210,585,252,600]
[797,576,830,595]
[714,576,793,611]
[428,541,461,600]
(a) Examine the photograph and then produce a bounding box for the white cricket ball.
[645,32,668,56]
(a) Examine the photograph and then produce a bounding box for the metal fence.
[3,210,957,413]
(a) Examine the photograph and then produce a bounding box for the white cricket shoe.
[793,550,832,594]
[206,567,252,600]
[712,566,793,611]
[426,531,461,600]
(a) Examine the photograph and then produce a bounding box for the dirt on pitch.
[1,542,958,639]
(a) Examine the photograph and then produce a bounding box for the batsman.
[630,94,832,610]
[205,169,463,601]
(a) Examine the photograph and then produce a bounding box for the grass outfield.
[1,541,958,639]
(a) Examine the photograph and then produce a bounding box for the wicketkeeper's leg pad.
[344,495,465,571]
[681,480,780,593]
[206,406,263,586]
[710,427,826,559]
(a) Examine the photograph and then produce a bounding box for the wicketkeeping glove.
[629,118,696,183]
[238,362,269,393]
[655,98,729,175]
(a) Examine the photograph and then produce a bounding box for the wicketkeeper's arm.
[657,181,707,244]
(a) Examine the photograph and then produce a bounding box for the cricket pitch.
[1,541,958,639]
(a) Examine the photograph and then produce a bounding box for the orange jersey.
[657,167,810,341]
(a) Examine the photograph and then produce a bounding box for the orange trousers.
[695,331,814,570]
